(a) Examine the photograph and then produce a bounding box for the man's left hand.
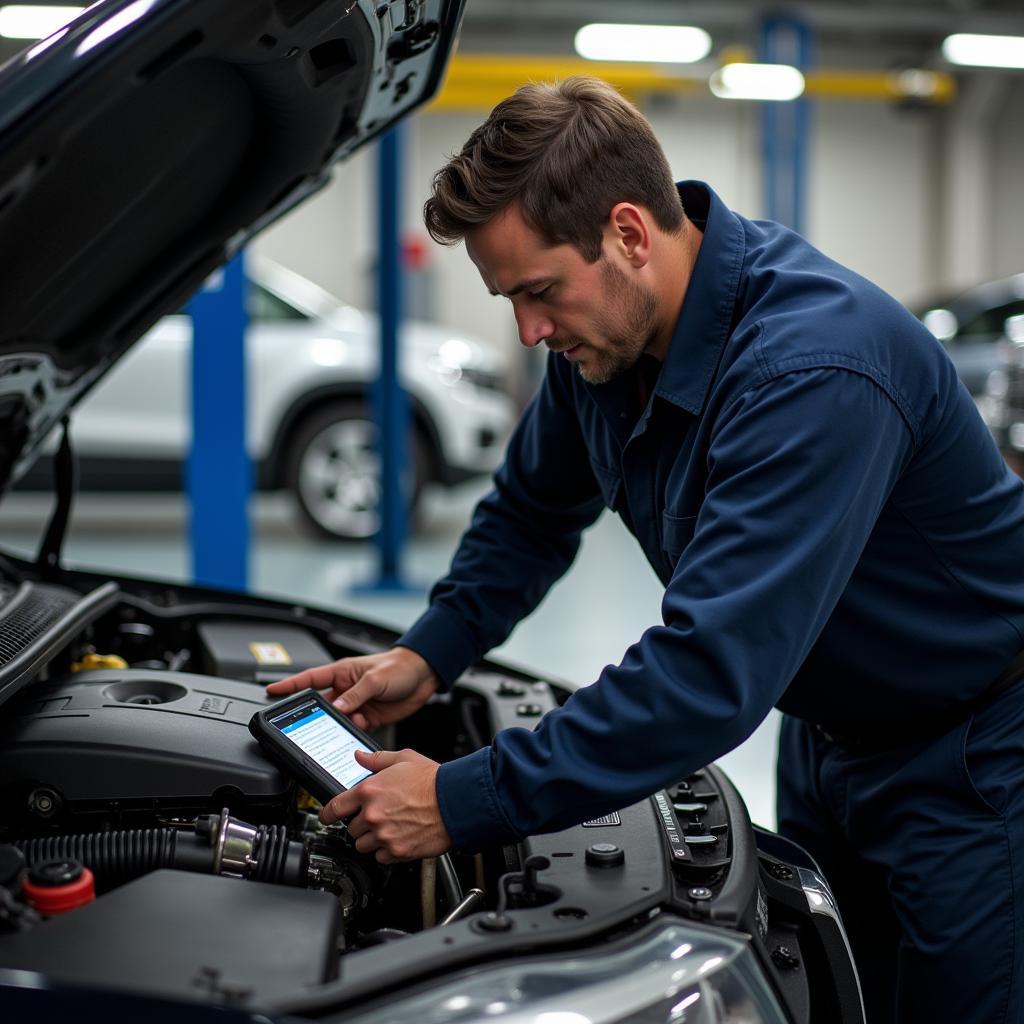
[321,748,451,863]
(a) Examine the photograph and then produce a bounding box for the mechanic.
[268,77,1024,1023]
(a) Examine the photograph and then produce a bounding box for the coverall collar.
[653,181,746,415]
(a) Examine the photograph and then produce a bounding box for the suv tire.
[286,402,427,540]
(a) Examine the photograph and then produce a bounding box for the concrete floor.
[0,481,780,828]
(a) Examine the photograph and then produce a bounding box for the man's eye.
[529,286,552,301]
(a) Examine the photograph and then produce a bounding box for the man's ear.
[608,202,652,267]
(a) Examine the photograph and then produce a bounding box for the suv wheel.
[286,403,427,540]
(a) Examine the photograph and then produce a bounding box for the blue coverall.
[398,182,1024,1022]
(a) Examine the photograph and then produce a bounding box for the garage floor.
[0,482,780,829]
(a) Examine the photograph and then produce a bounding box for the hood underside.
[0,0,463,490]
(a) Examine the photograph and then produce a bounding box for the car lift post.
[187,253,251,591]
[760,15,812,234]
[357,121,416,593]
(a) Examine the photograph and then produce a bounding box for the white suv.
[24,257,515,539]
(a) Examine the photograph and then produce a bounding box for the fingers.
[318,750,398,825]
[348,824,396,863]
[353,748,401,771]
[319,754,449,862]
[264,671,309,696]
[331,672,383,714]
[320,787,362,825]
[265,659,361,698]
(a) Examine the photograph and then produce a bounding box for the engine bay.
[0,565,864,1022]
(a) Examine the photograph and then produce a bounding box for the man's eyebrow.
[488,277,553,298]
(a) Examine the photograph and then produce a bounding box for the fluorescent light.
[0,5,83,40]
[574,23,712,64]
[942,33,1024,69]
[709,63,805,101]
[894,68,943,100]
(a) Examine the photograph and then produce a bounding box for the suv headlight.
[1010,422,1024,453]
[429,356,505,393]
[986,368,1009,401]
[431,339,507,393]
[341,919,787,1024]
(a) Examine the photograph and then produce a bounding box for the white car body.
[40,257,515,537]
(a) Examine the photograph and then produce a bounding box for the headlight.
[977,396,1006,430]
[986,369,1009,401]
[428,356,506,393]
[341,919,787,1024]
[1009,422,1024,453]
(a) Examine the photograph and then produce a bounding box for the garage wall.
[992,79,1024,282]
[808,101,940,307]
[253,90,1023,353]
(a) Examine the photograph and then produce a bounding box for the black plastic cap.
[586,843,625,868]
[28,858,83,888]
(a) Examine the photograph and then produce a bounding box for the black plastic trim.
[703,762,759,927]
[0,580,119,709]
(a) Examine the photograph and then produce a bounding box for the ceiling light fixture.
[942,33,1024,69]
[574,23,712,64]
[0,4,83,40]
[709,63,805,101]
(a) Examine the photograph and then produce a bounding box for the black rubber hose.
[13,824,306,891]
[12,828,184,892]
[251,824,308,886]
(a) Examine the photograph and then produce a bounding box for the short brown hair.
[424,76,685,261]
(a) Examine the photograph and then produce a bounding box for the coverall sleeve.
[396,353,606,688]
[434,367,916,850]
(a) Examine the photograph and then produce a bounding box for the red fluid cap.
[23,859,95,914]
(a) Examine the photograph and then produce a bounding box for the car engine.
[0,569,864,1022]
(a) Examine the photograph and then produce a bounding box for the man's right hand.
[265,647,439,730]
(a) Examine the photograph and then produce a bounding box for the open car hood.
[0,0,464,493]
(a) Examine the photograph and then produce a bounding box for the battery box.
[197,621,332,683]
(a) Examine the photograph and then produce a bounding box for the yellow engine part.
[71,652,130,672]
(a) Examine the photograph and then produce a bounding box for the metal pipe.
[439,887,486,926]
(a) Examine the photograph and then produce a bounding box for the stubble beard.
[572,259,660,386]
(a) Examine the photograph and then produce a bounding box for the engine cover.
[0,669,289,828]
[0,870,342,1005]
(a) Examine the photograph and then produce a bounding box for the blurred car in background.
[981,312,1024,473]
[19,257,515,540]
[914,272,1024,399]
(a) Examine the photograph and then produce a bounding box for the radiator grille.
[0,585,78,667]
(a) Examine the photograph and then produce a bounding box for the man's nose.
[514,307,555,349]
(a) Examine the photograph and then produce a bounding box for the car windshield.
[247,283,309,322]
[173,282,310,322]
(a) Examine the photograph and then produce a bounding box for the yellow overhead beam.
[428,54,702,112]
[805,69,956,103]
[427,54,957,112]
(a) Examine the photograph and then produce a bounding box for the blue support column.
[760,16,813,234]
[186,253,250,591]
[358,123,414,593]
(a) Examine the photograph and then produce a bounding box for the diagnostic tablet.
[249,688,381,804]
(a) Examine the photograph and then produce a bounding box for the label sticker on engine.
[249,642,292,666]
[199,697,230,716]
[582,812,622,827]
[653,791,691,862]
